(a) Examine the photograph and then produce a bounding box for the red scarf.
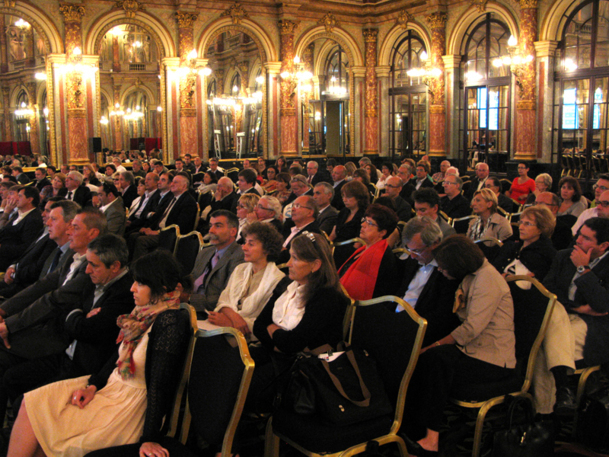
[339,239,388,300]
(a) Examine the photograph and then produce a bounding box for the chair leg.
[572,366,601,439]
[264,417,280,457]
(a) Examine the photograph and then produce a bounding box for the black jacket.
[492,236,557,282]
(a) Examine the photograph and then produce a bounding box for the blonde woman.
[467,188,513,242]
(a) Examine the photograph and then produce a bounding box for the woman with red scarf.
[7,251,192,457]
[339,203,399,300]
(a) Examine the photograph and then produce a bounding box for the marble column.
[112,84,123,151]
[26,82,40,157]
[278,19,298,157]
[535,41,558,163]
[513,0,538,161]
[363,29,379,156]
[426,12,447,157]
[60,3,88,165]
[264,62,281,157]
[442,55,461,160]
[2,86,11,141]
[112,34,121,73]
[177,11,199,160]
[352,66,366,157]
[376,66,391,157]
[25,27,35,68]
[0,16,7,74]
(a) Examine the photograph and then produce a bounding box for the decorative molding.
[397,10,413,29]
[221,3,248,25]
[59,3,85,23]
[318,13,338,33]
[429,104,445,114]
[3,1,15,7]
[520,0,538,8]
[534,40,558,58]
[471,0,488,13]
[278,19,297,35]
[363,28,378,43]
[517,100,536,110]
[426,11,447,29]
[114,0,145,19]
[176,11,198,29]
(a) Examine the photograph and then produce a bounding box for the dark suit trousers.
[132,234,160,261]
[404,345,514,437]
[0,348,27,422]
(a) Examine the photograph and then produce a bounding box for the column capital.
[534,40,558,58]
[520,0,538,8]
[264,61,282,75]
[363,28,378,42]
[376,65,391,78]
[59,3,85,23]
[176,11,199,29]
[426,12,447,29]
[278,19,298,35]
[351,66,366,78]
[442,54,461,69]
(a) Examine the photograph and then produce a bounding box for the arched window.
[459,14,512,171]
[14,90,30,143]
[389,30,428,159]
[554,0,609,182]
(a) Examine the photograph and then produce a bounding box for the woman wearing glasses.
[235,193,260,244]
[339,204,399,300]
[510,163,536,205]
[493,205,557,282]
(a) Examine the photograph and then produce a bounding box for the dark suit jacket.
[399,182,416,205]
[332,181,346,210]
[209,192,238,218]
[465,177,489,200]
[103,197,126,237]
[15,173,30,185]
[311,171,332,186]
[395,257,461,346]
[190,241,244,315]
[121,185,138,210]
[149,192,198,234]
[0,233,56,298]
[210,169,224,181]
[318,206,339,235]
[69,185,92,208]
[35,178,52,192]
[544,249,609,365]
[278,220,321,264]
[0,209,44,270]
[230,188,261,213]
[409,177,434,191]
[1,256,91,359]
[392,196,413,222]
[127,190,161,233]
[64,271,135,375]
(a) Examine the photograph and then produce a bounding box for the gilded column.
[112,33,121,73]
[426,12,447,157]
[301,43,314,153]
[60,3,88,165]
[363,29,379,156]
[25,27,35,68]
[2,86,12,141]
[113,84,123,151]
[26,82,40,156]
[278,19,298,157]
[177,11,199,159]
[514,0,538,161]
[0,16,7,73]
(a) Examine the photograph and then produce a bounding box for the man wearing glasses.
[440,176,470,223]
[571,175,609,235]
[535,191,575,250]
[384,176,412,222]
[279,195,320,264]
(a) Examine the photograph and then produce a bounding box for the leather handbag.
[576,388,609,452]
[492,396,555,457]
[280,343,392,426]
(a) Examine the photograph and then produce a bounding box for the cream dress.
[25,327,152,457]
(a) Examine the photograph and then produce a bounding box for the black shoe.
[554,386,577,416]
[401,434,438,457]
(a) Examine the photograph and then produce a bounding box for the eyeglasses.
[361,217,379,228]
[385,184,401,189]
[443,181,457,186]
[237,204,247,209]
[594,184,609,192]
[534,201,558,207]
[406,246,428,255]
[518,220,536,227]
[293,203,312,210]
[598,200,609,207]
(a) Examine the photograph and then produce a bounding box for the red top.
[510,177,535,204]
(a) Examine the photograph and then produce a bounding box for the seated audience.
[441,175,471,233]
[538,217,609,416]
[535,191,574,250]
[197,170,218,194]
[6,250,192,457]
[125,173,161,237]
[413,188,456,239]
[270,172,291,206]
[339,204,399,300]
[510,163,535,205]
[467,189,513,243]
[98,182,126,237]
[279,195,321,264]
[557,176,587,218]
[526,172,552,205]
[396,217,460,346]
[404,235,516,454]
[187,210,244,316]
[572,186,609,235]
[82,164,101,188]
[383,176,413,223]
[409,160,434,191]
[313,182,338,235]
[330,165,347,210]
[208,222,285,339]
[65,171,92,207]
[306,161,332,186]
[253,195,283,233]
[353,168,376,197]
[236,193,260,243]
[493,205,557,282]
[484,176,515,213]
[376,162,394,190]
[431,160,451,185]
[33,168,51,193]
[118,172,138,210]
[247,232,349,413]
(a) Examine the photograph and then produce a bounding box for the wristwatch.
[577,265,590,274]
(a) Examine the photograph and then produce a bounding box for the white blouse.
[272,281,307,331]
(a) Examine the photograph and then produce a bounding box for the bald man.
[331,165,347,210]
[466,163,490,199]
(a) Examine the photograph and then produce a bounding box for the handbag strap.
[320,347,371,407]
[504,395,534,429]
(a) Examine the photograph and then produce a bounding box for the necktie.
[67,191,73,200]
[194,251,221,294]
[159,197,177,229]
[47,249,63,274]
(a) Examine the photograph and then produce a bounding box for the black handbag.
[280,343,392,426]
[492,396,555,457]
[576,388,609,452]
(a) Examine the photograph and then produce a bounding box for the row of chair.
[158,225,207,273]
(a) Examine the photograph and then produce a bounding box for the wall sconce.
[491,35,534,71]
[110,102,125,116]
[177,49,212,77]
[35,72,47,81]
[280,55,313,98]
[100,116,109,125]
[15,101,33,117]
[406,50,442,88]
[14,18,29,29]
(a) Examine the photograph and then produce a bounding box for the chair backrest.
[192,172,205,184]
[506,275,557,393]
[175,231,204,273]
[158,224,180,254]
[350,296,427,434]
[179,328,254,455]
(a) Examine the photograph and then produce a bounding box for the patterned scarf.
[116,290,181,380]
